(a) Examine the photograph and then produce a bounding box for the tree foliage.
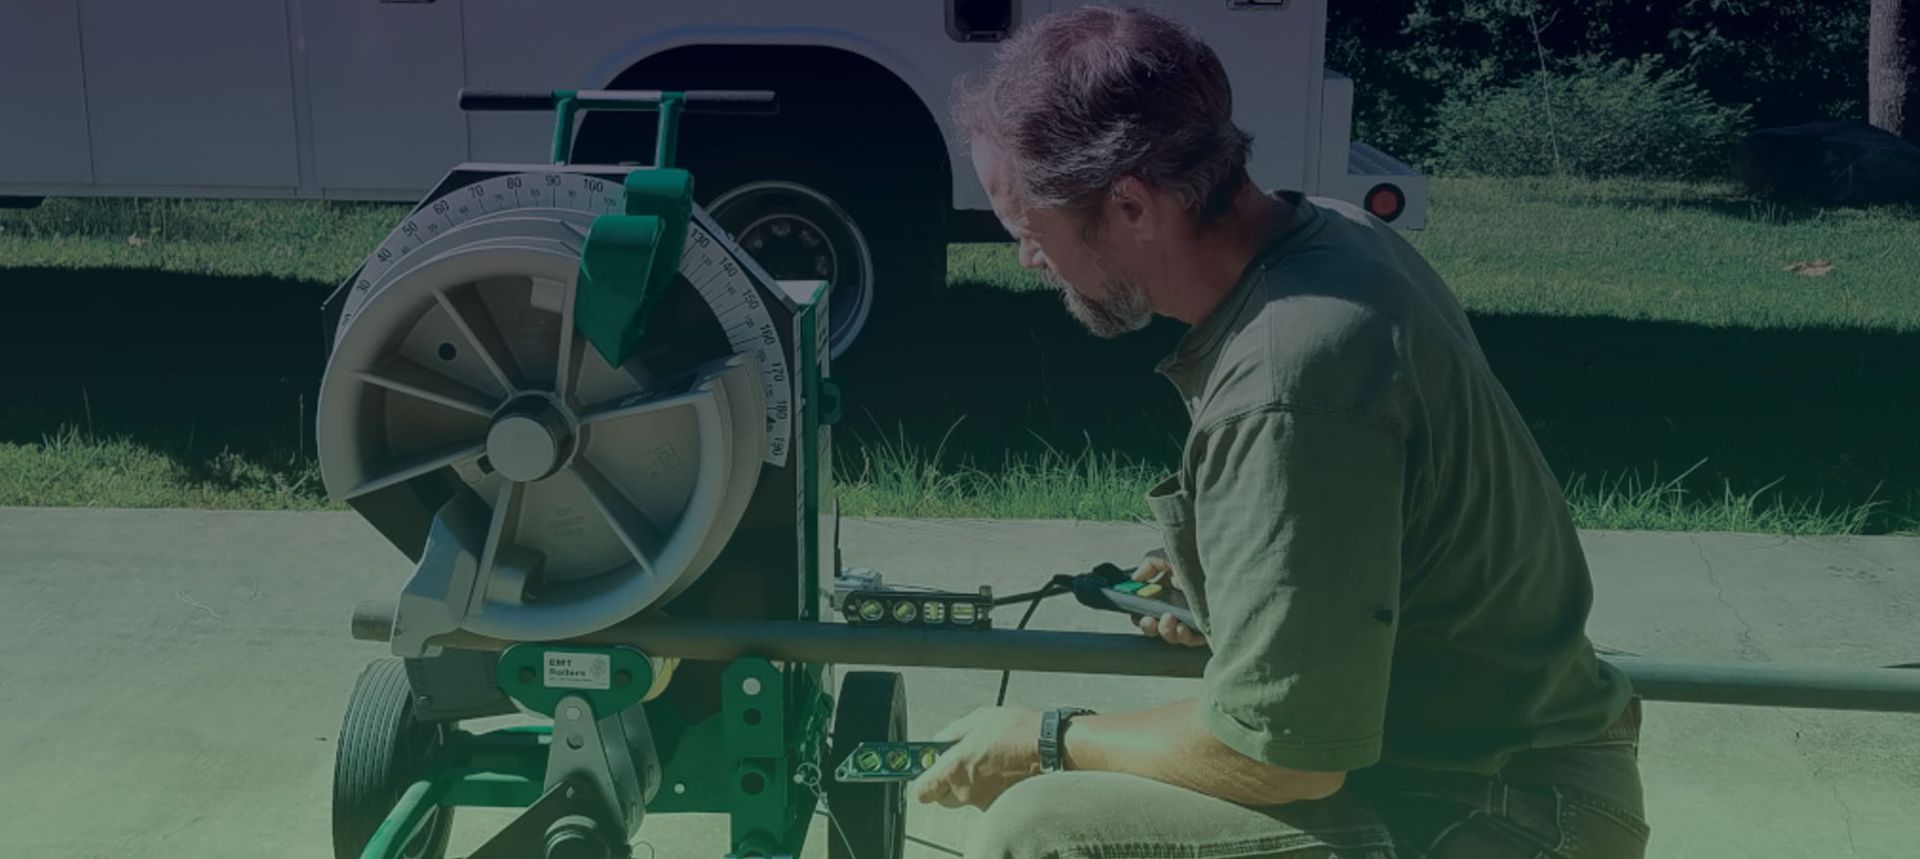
[1430,56,1750,179]
[1329,0,1870,169]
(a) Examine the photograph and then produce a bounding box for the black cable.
[991,579,1072,607]
[994,576,1075,706]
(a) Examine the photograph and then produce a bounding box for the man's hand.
[909,706,1042,809]
[1132,549,1205,647]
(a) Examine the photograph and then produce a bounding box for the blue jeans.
[964,699,1649,859]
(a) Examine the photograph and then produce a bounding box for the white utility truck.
[0,0,1426,357]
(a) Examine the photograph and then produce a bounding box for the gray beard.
[1046,265,1153,339]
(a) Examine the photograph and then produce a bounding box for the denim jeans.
[963,698,1649,859]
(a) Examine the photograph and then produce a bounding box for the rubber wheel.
[690,140,945,364]
[824,671,908,859]
[332,659,454,859]
[571,92,946,364]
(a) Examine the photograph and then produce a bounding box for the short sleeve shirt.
[1148,192,1632,776]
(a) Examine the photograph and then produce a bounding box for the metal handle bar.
[456,88,780,114]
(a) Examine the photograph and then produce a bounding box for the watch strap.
[1039,707,1096,773]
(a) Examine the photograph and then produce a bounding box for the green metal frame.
[798,283,834,623]
[495,644,657,718]
[361,727,549,858]
[361,661,832,859]
[547,90,686,169]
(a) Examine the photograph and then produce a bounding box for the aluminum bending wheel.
[319,174,784,642]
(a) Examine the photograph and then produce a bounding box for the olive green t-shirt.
[1147,192,1631,778]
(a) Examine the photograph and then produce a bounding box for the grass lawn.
[3,176,1917,533]
[951,177,1920,330]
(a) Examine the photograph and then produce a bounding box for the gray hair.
[953,5,1255,231]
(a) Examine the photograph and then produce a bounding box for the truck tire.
[688,138,946,362]
[333,659,454,859]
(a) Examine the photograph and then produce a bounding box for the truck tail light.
[1366,183,1406,222]
[1367,183,1413,223]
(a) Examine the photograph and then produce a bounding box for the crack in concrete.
[1828,783,1864,857]
[1687,534,1766,660]
[1793,724,1866,857]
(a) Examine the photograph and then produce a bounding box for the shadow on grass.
[4,267,1915,532]
[846,280,1920,533]
[0,267,335,502]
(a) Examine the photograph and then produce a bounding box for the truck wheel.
[687,142,945,362]
[824,671,908,859]
[333,659,454,859]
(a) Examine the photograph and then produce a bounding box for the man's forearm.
[1058,698,1343,806]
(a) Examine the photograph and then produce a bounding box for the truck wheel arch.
[586,41,954,202]
[574,42,955,360]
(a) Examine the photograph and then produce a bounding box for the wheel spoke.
[341,439,487,502]
[566,459,662,576]
[356,357,499,418]
[551,276,585,402]
[577,377,706,427]
[473,481,526,611]
[434,286,523,391]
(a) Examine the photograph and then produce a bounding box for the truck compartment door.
[303,0,467,196]
[78,0,300,190]
[0,0,92,186]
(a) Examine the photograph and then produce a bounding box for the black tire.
[333,659,454,859]
[573,104,947,363]
[689,138,946,363]
[824,671,908,859]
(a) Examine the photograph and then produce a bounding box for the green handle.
[573,169,695,368]
[454,87,777,165]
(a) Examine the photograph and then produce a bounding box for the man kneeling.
[908,7,1648,858]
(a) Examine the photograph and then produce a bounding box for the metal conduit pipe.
[352,601,1920,714]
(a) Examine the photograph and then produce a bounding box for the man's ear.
[1109,176,1157,241]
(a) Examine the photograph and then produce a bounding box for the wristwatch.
[1039,707,1096,773]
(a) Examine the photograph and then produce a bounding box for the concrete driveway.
[0,508,1914,857]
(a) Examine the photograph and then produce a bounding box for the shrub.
[1329,0,1867,169]
[1429,56,1750,180]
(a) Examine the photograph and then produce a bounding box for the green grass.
[4,177,1919,534]
[1,417,1892,535]
[7,177,1918,328]
[0,196,397,281]
[1561,464,1884,536]
[828,429,1892,534]
[0,424,328,511]
[832,424,1164,521]
[1407,177,1920,331]
[953,177,1920,330]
